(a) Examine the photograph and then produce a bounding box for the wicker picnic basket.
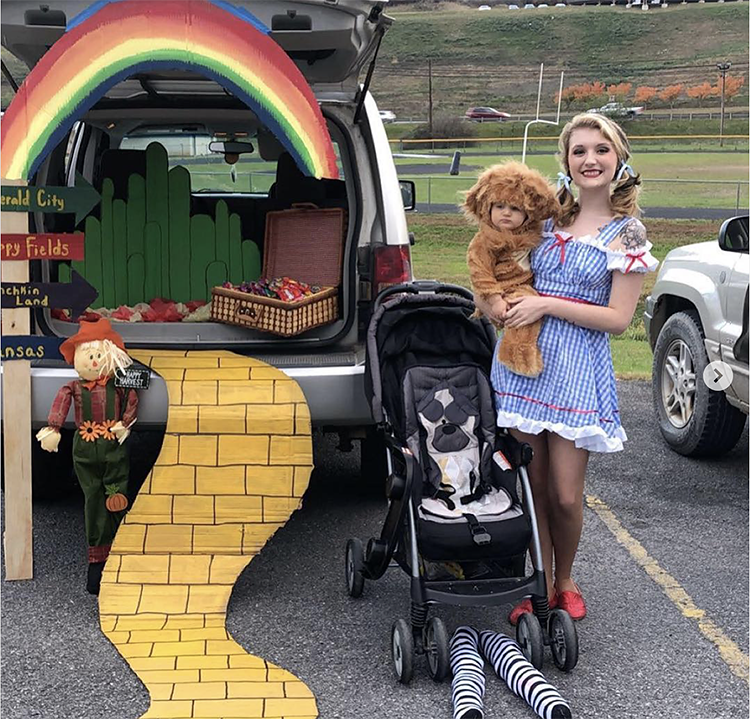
[210,204,344,336]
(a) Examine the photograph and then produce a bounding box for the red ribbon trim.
[495,390,619,422]
[547,232,573,265]
[537,292,594,305]
[624,252,649,273]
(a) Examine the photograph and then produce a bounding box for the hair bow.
[556,172,572,192]
[615,162,636,182]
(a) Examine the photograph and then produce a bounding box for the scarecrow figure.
[36,318,138,595]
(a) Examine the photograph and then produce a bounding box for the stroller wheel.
[391,619,414,684]
[423,617,450,682]
[345,538,365,598]
[516,611,544,670]
[549,609,579,672]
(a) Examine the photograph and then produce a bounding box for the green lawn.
[408,215,721,379]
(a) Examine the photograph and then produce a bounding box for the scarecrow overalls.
[48,378,138,563]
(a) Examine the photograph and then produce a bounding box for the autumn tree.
[634,86,658,108]
[607,82,632,101]
[718,74,746,102]
[658,84,683,109]
[555,86,577,110]
[686,81,719,107]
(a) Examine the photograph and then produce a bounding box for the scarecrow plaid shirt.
[47,379,138,430]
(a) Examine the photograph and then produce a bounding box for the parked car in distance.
[587,101,644,119]
[645,215,749,457]
[378,109,396,123]
[465,106,511,121]
[478,4,492,9]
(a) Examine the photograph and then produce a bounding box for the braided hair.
[556,113,642,227]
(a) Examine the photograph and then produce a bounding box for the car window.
[120,131,345,194]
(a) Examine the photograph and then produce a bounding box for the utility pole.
[428,59,433,136]
[717,61,731,148]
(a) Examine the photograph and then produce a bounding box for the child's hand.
[504,296,547,328]
[489,296,508,324]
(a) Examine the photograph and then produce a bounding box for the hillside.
[372,3,749,116]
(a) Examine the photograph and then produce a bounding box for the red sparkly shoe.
[508,591,558,626]
[556,584,587,621]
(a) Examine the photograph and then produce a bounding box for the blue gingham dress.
[491,216,658,453]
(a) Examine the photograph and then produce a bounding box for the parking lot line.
[586,493,749,684]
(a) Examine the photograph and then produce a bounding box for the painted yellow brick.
[138,669,199,684]
[217,380,273,405]
[103,554,121,573]
[179,434,218,466]
[274,380,306,403]
[214,495,262,524]
[245,403,294,435]
[100,616,117,632]
[227,681,284,698]
[154,434,179,465]
[269,436,312,466]
[144,525,193,554]
[263,497,301,523]
[209,556,250,585]
[163,381,183,405]
[164,615,207,630]
[176,655,229,670]
[149,465,195,495]
[242,523,282,554]
[196,465,246,495]
[131,495,173,524]
[140,700,193,718]
[118,555,170,585]
[284,681,315,698]
[98,583,142,615]
[185,367,250,381]
[154,367,185,381]
[180,627,228,642]
[150,640,207,657]
[151,356,220,368]
[193,524,243,554]
[113,524,146,553]
[219,356,256,368]
[193,699,264,718]
[293,466,313,497]
[247,365,283,379]
[228,654,266,669]
[218,435,269,466]
[295,402,311,434]
[169,555,211,585]
[128,629,181,644]
[138,584,189,615]
[113,614,167,631]
[118,642,153,658]
[128,657,177,671]
[103,630,130,644]
[200,668,267,682]
[187,584,232,615]
[204,614,226,627]
[244,466,293,497]
[265,698,318,716]
[205,641,249,657]
[172,495,215,525]
[148,684,174,701]
[181,380,218,406]
[268,667,299,682]
[166,404,198,434]
[172,681,228,700]
[199,404,246,434]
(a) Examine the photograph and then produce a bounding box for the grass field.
[408,215,722,379]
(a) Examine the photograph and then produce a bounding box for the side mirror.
[399,180,416,211]
[208,140,255,155]
[718,216,749,253]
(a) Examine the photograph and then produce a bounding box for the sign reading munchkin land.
[1,270,98,318]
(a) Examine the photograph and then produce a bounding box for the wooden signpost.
[2,179,100,580]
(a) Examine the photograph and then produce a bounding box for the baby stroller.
[345,281,579,683]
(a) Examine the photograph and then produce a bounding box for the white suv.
[645,216,748,457]
[1,0,414,488]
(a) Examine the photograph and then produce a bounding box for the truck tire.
[652,310,747,457]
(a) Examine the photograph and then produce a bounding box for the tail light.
[374,244,412,295]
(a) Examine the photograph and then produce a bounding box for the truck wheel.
[652,310,747,457]
[360,427,388,492]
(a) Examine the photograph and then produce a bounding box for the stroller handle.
[374,281,475,312]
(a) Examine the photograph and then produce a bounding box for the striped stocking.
[450,626,485,719]
[479,630,572,719]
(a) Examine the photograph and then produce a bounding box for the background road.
[2,381,747,719]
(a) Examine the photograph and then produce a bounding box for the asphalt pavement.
[2,380,747,719]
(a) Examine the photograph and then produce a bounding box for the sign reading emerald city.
[0,178,101,224]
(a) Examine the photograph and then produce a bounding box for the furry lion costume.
[464,162,559,377]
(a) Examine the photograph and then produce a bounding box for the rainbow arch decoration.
[0,0,339,181]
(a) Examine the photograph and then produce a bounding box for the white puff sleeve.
[605,219,659,274]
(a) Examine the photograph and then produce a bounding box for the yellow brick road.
[99,351,317,719]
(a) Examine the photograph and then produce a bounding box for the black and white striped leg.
[449,626,485,719]
[479,630,572,719]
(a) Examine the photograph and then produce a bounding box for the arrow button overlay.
[702,360,734,392]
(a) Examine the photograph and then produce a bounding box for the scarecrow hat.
[59,318,127,365]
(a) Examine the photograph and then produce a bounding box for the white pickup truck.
[645,215,749,457]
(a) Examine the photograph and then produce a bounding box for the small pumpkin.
[105,492,128,512]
